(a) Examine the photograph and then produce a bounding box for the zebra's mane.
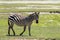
[28,13,34,20]
[28,13,34,17]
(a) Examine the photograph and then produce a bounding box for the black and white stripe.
[9,15,20,23]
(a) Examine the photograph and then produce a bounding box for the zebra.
[8,12,39,36]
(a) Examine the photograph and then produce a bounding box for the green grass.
[0,3,60,12]
[0,13,60,40]
[0,9,60,13]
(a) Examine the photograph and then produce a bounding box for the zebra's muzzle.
[36,20,38,23]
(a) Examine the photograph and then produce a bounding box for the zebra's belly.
[15,23,25,26]
[14,21,32,26]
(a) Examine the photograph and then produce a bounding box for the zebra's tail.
[8,18,10,26]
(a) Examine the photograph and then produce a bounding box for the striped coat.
[8,12,39,36]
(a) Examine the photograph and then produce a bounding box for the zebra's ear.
[34,12,36,15]
[37,12,40,14]
[35,12,36,14]
[34,12,39,15]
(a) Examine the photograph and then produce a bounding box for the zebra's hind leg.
[8,20,15,36]
[10,26,15,36]
[8,26,10,36]
[8,26,15,36]
[8,20,11,36]
[20,25,26,36]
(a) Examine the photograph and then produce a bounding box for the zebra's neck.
[28,14,34,22]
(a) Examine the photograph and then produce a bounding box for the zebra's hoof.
[13,34,15,36]
[20,34,22,36]
[7,34,10,36]
[13,35,15,36]
[29,34,31,36]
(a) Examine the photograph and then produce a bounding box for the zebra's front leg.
[20,25,26,36]
[28,25,31,36]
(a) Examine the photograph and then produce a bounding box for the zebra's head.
[33,12,39,23]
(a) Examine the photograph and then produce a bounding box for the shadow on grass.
[6,34,30,37]
[6,34,58,40]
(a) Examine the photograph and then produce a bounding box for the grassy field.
[0,3,60,12]
[0,13,60,40]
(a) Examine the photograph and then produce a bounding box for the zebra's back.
[8,14,32,26]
